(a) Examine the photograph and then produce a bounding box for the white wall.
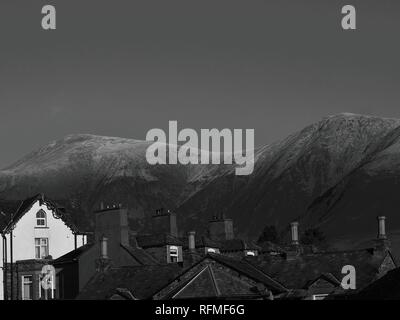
[0,200,87,300]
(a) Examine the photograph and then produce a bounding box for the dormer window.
[245,250,257,256]
[206,248,220,254]
[168,245,180,263]
[312,294,328,300]
[36,210,47,227]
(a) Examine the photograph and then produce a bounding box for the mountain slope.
[0,135,193,228]
[2,113,400,243]
[176,113,400,238]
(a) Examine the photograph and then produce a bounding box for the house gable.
[4,198,84,261]
[173,266,219,299]
[306,275,340,296]
[155,256,283,299]
[377,252,397,278]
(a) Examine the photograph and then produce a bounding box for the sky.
[0,0,399,168]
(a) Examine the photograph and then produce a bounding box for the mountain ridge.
[2,113,400,244]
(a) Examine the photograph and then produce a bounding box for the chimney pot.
[378,216,387,240]
[188,231,196,252]
[100,236,108,259]
[290,222,299,245]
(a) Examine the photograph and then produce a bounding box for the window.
[21,276,33,300]
[35,238,49,259]
[169,246,179,263]
[206,248,220,254]
[312,294,328,300]
[36,210,47,227]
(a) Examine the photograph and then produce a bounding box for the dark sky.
[0,0,399,168]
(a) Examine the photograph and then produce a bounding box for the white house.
[0,194,87,300]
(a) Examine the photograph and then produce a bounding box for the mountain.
[2,113,400,248]
[0,134,230,230]
[181,114,400,237]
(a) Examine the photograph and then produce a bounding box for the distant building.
[135,208,183,264]
[245,217,396,300]
[78,253,285,300]
[52,206,159,299]
[182,215,261,260]
[75,214,396,300]
[14,197,395,300]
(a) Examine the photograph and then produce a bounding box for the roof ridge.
[120,243,160,265]
[240,258,288,291]
[209,254,287,292]
[302,247,375,256]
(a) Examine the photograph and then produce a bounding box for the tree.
[300,228,327,247]
[257,225,280,244]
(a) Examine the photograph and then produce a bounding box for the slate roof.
[76,264,184,300]
[0,194,81,234]
[217,239,261,252]
[304,272,341,289]
[121,244,160,265]
[208,254,287,294]
[153,253,287,300]
[245,248,391,290]
[135,234,183,248]
[181,235,221,249]
[163,264,276,300]
[52,242,159,267]
[76,252,290,300]
[52,243,94,265]
[351,267,400,299]
[180,235,260,252]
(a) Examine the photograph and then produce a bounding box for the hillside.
[2,113,400,247]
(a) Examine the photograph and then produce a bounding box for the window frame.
[35,238,49,259]
[169,245,179,263]
[36,210,47,228]
[21,275,33,300]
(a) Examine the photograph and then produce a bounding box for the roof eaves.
[3,194,81,234]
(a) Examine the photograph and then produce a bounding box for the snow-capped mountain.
[2,113,400,245]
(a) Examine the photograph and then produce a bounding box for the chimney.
[290,222,299,245]
[374,216,391,253]
[94,205,129,264]
[208,214,234,241]
[377,216,387,240]
[96,235,112,272]
[152,208,178,237]
[188,231,196,252]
